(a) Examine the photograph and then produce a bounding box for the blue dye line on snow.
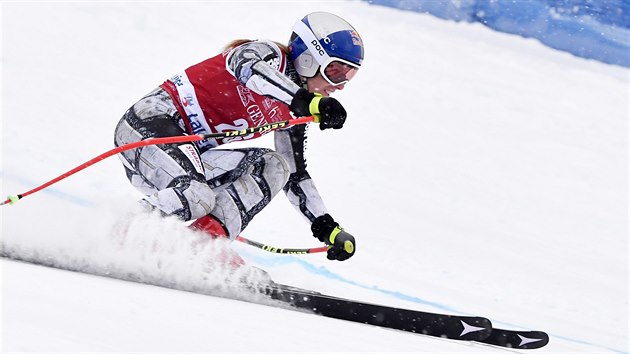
[0,171,95,207]
[243,250,628,354]
[241,249,469,315]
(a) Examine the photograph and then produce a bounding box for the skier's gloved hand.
[311,214,356,261]
[316,96,347,130]
[289,88,347,130]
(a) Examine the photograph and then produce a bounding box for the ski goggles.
[320,58,359,86]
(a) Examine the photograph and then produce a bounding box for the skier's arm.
[274,125,356,261]
[227,40,347,130]
[274,124,326,221]
[226,40,300,105]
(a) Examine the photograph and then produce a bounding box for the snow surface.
[1,1,628,353]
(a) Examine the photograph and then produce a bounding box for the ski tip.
[514,331,549,349]
[479,329,550,349]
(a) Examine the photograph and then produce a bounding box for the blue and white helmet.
[288,12,364,82]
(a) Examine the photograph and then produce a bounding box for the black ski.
[260,282,549,349]
[0,255,548,349]
[478,328,549,349]
[260,282,492,341]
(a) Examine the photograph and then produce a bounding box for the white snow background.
[1,1,628,353]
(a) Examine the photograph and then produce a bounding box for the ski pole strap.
[235,236,328,255]
[309,93,322,123]
[329,226,354,254]
[2,116,315,206]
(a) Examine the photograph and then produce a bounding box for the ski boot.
[190,214,245,268]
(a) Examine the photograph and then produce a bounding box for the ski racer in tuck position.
[114,12,364,264]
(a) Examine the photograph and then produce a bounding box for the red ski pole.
[2,116,315,206]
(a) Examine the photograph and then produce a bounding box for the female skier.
[114,12,363,263]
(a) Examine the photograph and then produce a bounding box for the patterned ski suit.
[114,40,329,238]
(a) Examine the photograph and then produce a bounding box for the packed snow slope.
[1,2,627,353]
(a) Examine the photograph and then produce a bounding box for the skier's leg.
[192,148,290,239]
[114,88,215,221]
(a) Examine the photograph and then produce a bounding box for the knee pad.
[208,152,289,239]
[144,180,215,221]
[182,180,216,220]
[260,151,290,195]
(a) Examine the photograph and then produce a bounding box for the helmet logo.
[310,40,326,57]
[350,30,362,47]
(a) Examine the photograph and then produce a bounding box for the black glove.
[311,214,356,261]
[290,88,347,130]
